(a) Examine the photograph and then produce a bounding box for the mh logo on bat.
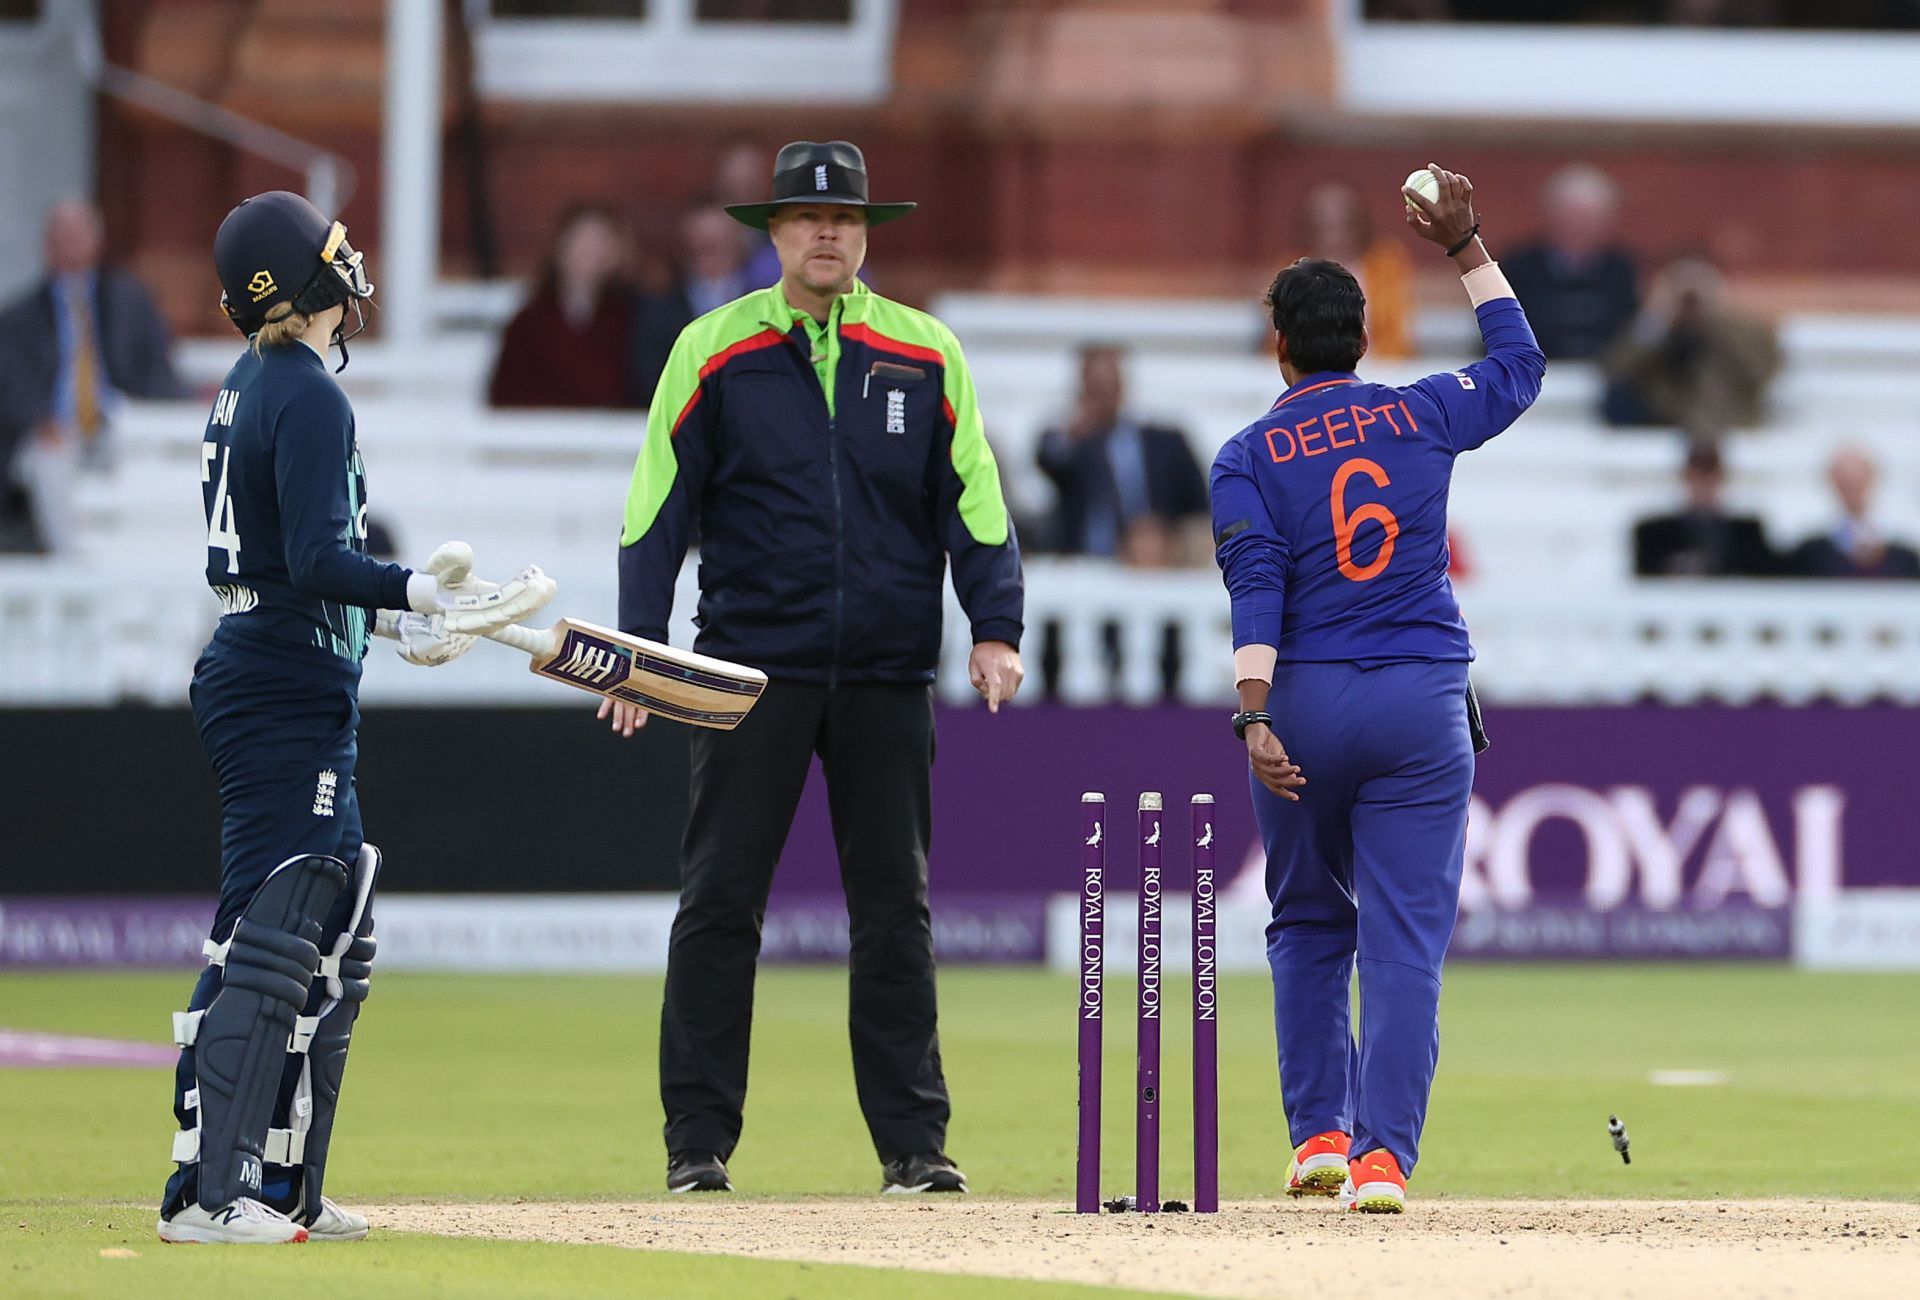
[545,631,632,689]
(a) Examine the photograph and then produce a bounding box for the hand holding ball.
[1404,168,1441,213]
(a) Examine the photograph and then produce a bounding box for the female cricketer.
[157,191,554,1244]
[1210,166,1545,1214]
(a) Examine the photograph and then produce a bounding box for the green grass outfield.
[4,965,1918,1297]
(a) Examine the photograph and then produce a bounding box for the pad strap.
[173,1010,204,1047]
[172,1126,307,1165]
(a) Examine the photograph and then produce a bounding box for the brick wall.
[96,0,1920,334]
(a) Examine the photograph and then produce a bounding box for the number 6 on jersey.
[1332,456,1397,583]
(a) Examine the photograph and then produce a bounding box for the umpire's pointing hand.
[968,640,1024,713]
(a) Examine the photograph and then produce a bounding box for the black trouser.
[659,678,948,1163]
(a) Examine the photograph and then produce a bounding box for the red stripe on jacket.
[672,327,789,435]
[841,322,946,368]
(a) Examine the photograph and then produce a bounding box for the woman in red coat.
[487,204,638,409]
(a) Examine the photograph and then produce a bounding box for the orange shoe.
[1286,1131,1352,1198]
[1347,1149,1406,1214]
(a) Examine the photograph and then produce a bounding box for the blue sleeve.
[272,385,412,611]
[617,333,714,641]
[1411,297,1547,453]
[1209,440,1291,651]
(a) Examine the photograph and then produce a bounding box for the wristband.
[1446,224,1481,258]
[1232,710,1273,741]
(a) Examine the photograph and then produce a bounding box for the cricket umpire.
[606,141,1025,1194]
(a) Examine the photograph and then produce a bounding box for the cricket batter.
[1210,166,1545,1213]
[158,192,553,1244]
[607,141,1024,1195]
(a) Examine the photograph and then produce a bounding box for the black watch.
[1231,709,1272,740]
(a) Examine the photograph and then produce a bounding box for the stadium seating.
[2,294,1916,709]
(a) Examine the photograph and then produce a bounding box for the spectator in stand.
[630,202,756,405]
[1787,446,1920,579]
[1502,164,1639,360]
[1300,179,1416,359]
[1632,441,1778,576]
[0,200,186,553]
[488,204,639,409]
[1036,344,1208,560]
[1601,255,1780,436]
[713,141,784,287]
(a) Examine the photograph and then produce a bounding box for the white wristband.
[405,571,440,615]
[1461,262,1516,308]
[1233,644,1277,685]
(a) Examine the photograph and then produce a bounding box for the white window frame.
[474,0,899,104]
[1336,0,1920,128]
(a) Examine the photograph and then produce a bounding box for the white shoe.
[304,1196,370,1242]
[158,1197,308,1244]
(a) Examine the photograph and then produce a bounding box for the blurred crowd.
[3,152,1912,584]
[1636,441,1919,578]
[486,143,780,410]
[0,201,185,552]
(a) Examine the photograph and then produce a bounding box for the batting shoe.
[1347,1149,1407,1214]
[881,1151,969,1194]
[158,1197,309,1244]
[666,1151,733,1193]
[303,1196,370,1242]
[1286,1131,1352,1198]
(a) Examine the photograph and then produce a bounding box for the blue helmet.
[213,191,373,339]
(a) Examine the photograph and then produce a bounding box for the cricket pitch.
[373,1196,1919,1299]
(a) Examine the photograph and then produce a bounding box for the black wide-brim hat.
[724,140,915,231]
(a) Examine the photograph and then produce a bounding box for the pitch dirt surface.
[375,1197,1919,1299]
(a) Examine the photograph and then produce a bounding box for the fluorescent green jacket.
[618,280,1023,682]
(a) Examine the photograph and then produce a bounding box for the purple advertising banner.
[0,896,1046,968]
[763,703,1919,956]
[7,706,1910,966]
[0,897,209,967]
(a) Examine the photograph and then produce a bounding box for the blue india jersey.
[1210,298,1545,664]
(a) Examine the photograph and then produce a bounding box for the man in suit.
[1037,344,1208,559]
[1501,165,1639,362]
[628,202,755,406]
[1633,441,1777,577]
[1788,446,1920,580]
[0,200,186,551]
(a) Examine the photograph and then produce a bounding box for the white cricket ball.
[1404,168,1441,212]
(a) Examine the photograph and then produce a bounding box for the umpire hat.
[723,141,916,231]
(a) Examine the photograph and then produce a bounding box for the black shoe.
[881,1151,968,1194]
[666,1151,733,1193]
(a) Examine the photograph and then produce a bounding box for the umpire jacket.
[618,280,1024,684]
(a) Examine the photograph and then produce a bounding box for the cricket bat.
[486,618,767,730]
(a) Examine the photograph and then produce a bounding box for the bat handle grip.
[486,623,553,657]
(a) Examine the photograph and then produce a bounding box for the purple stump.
[1076,792,1106,1214]
[1136,792,1163,1214]
[1191,794,1219,1213]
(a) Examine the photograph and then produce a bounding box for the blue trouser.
[1251,659,1473,1176]
[163,625,363,1214]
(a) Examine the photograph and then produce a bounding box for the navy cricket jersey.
[199,341,411,661]
[1210,296,1545,665]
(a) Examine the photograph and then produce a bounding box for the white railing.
[3,560,1915,708]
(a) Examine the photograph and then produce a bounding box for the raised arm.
[1402,164,1548,453]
